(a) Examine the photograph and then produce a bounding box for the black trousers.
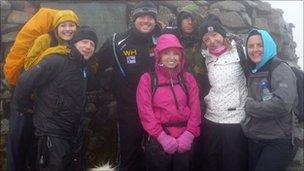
[37,136,84,171]
[145,137,191,171]
[7,109,37,171]
[248,138,295,171]
[117,115,145,171]
[199,119,248,171]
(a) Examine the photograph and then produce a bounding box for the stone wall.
[0,1,303,170]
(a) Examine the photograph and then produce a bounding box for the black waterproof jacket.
[12,46,88,139]
[96,25,161,121]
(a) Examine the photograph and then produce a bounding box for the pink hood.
[154,34,185,78]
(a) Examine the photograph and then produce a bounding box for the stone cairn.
[0,1,303,170]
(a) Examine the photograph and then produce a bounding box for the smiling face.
[160,48,181,69]
[57,21,77,41]
[202,31,225,50]
[74,39,95,60]
[247,35,264,64]
[181,16,194,35]
[134,14,156,34]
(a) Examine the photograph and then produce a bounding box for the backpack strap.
[112,33,126,77]
[177,72,189,106]
[267,58,283,89]
[150,71,158,96]
[150,71,189,107]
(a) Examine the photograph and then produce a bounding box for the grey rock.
[254,18,270,30]
[240,12,252,26]
[1,9,11,21]
[1,119,9,134]
[9,1,25,11]
[210,1,246,12]
[219,11,246,28]
[1,0,11,10]
[1,23,20,33]
[2,31,18,43]
[255,1,272,13]
[243,1,258,9]
[7,10,32,24]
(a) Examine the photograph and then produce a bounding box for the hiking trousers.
[145,137,191,171]
[248,138,295,171]
[200,119,248,171]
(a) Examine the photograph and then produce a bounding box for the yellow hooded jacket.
[24,10,79,71]
[4,8,58,86]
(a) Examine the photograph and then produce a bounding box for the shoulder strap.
[267,58,283,88]
[112,33,126,77]
[150,71,158,96]
[177,72,189,105]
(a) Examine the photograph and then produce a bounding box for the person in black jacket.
[11,26,98,170]
[96,1,161,170]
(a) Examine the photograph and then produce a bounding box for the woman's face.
[160,48,181,69]
[202,31,225,50]
[57,21,77,41]
[247,35,264,64]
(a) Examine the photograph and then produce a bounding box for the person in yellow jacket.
[7,9,79,171]
[24,9,79,70]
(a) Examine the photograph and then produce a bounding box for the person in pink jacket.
[136,34,201,171]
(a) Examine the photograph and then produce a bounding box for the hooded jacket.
[242,29,298,140]
[201,40,248,124]
[136,34,201,138]
[12,45,88,138]
[96,24,161,121]
[24,10,79,70]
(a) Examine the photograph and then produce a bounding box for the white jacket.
[202,40,247,124]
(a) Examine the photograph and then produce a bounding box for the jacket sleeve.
[96,37,115,90]
[13,55,63,112]
[184,72,202,137]
[245,63,297,118]
[136,73,163,138]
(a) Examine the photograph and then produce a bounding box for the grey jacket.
[242,60,298,140]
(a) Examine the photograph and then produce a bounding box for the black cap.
[71,25,98,47]
[131,1,157,21]
[199,14,227,38]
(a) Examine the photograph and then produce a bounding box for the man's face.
[74,39,95,60]
[134,14,156,34]
[181,16,194,35]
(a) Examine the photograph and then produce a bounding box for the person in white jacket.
[197,14,248,171]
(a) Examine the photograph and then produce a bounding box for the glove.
[177,131,194,153]
[157,131,178,154]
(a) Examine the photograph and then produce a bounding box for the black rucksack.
[268,58,304,122]
[149,71,189,109]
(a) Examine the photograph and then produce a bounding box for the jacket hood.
[246,29,277,73]
[154,34,185,77]
[177,4,202,33]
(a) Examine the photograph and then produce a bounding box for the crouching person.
[11,26,98,170]
[136,34,201,171]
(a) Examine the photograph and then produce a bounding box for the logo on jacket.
[123,49,137,64]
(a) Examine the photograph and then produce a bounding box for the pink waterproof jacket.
[136,34,201,138]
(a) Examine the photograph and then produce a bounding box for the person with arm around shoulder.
[198,14,248,171]
[11,26,98,170]
[242,28,297,171]
[96,1,161,170]
[136,33,201,171]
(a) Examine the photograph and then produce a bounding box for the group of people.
[7,1,298,171]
